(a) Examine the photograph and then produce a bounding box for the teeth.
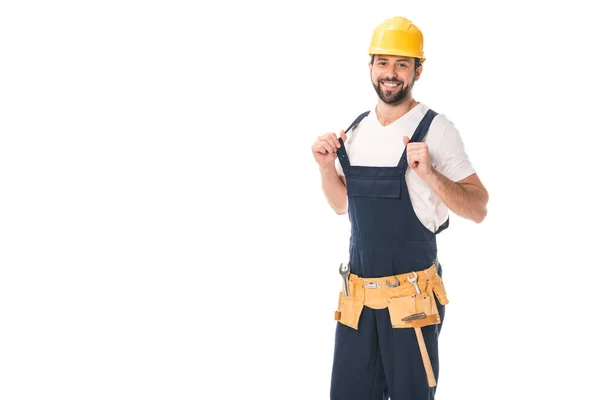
[383,82,398,87]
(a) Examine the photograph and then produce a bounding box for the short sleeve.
[436,121,476,182]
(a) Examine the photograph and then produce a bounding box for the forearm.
[425,170,488,223]
[320,165,348,215]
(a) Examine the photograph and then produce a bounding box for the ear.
[415,65,423,81]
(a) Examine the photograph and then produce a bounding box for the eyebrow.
[375,57,411,62]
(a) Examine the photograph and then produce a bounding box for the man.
[311,16,489,400]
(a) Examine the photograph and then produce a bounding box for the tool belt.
[334,263,449,330]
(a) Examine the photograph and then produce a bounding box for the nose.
[382,64,398,79]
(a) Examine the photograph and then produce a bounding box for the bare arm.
[312,130,349,215]
[320,165,348,215]
[403,134,489,224]
[424,171,488,223]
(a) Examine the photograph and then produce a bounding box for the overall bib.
[330,109,447,400]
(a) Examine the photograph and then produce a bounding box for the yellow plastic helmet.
[368,16,425,63]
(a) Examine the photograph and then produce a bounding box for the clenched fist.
[312,130,347,169]
[403,136,433,179]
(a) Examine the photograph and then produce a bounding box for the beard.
[372,77,415,105]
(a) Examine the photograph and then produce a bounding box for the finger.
[313,143,328,154]
[329,132,341,148]
[319,140,336,154]
[319,132,336,142]
[407,147,428,159]
[313,140,331,154]
[325,134,339,152]
[413,151,429,162]
[406,142,426,151]
[327,136,340,152]
[406,148,424,157]
[415,149,430,160]
[408,141,428,148]
[339,130,347,144]
[405,143,421,154]
[403,136,410,146]
[407,151,421,163]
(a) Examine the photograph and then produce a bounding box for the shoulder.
[414,104,449,136]
[419,106,461,147]
[345,109,374,132]
[422,107,475,180]
[343,108,375,142]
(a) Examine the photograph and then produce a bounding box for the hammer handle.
[414,327,437,387]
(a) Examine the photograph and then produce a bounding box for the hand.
[312,130,347,169]
[403,136,434,180]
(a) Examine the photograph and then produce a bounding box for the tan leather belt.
[334,262,449,387]
[348,264,443,311]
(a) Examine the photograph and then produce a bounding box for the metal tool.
[405,271,436,387]
[407,271,420,294]
[365,281,380,289]
[339,263,350,296]
[402,312,426,322]
[385,276,399,288]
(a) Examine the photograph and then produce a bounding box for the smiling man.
[311,16,489,400]
[372,55,419,104]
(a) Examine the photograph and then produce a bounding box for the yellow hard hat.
[368,16,425,63]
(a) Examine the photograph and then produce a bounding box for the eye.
[397,63,408,68]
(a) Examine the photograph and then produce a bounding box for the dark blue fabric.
[331,109,446,400]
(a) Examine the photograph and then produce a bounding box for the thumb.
[403,136,410,146]
[340,129,347,142]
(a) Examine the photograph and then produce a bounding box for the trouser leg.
[330,307,387,400]
[376,300,445,400]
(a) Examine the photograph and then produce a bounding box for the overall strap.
[435,218,449,234]
[396,108,449,235]
[344,110,371,135]
[337,110,370,173]
[397,109,438,175]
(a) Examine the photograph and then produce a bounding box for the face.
[370,55,421,104]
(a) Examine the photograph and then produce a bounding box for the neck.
[375,96,417,126]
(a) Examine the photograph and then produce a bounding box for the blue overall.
[330,109,447,400]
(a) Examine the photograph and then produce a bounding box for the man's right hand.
[311,130,347,169]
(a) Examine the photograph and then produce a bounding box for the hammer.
[406,272,437,388]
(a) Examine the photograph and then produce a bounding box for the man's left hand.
[403,136,434,181]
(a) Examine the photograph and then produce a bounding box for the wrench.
[407,271,420,294]
[385,276,399,288]
[339,263,350,296]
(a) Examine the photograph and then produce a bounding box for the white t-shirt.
[334,102,476,233]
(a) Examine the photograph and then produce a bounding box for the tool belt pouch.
[431,276,449,306]
[334,292,364,330]
[388,277,449,329]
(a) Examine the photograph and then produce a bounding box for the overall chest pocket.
[346,176,402,199]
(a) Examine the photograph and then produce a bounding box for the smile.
[381,81,401,88]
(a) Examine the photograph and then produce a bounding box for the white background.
[1,1,599,399]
